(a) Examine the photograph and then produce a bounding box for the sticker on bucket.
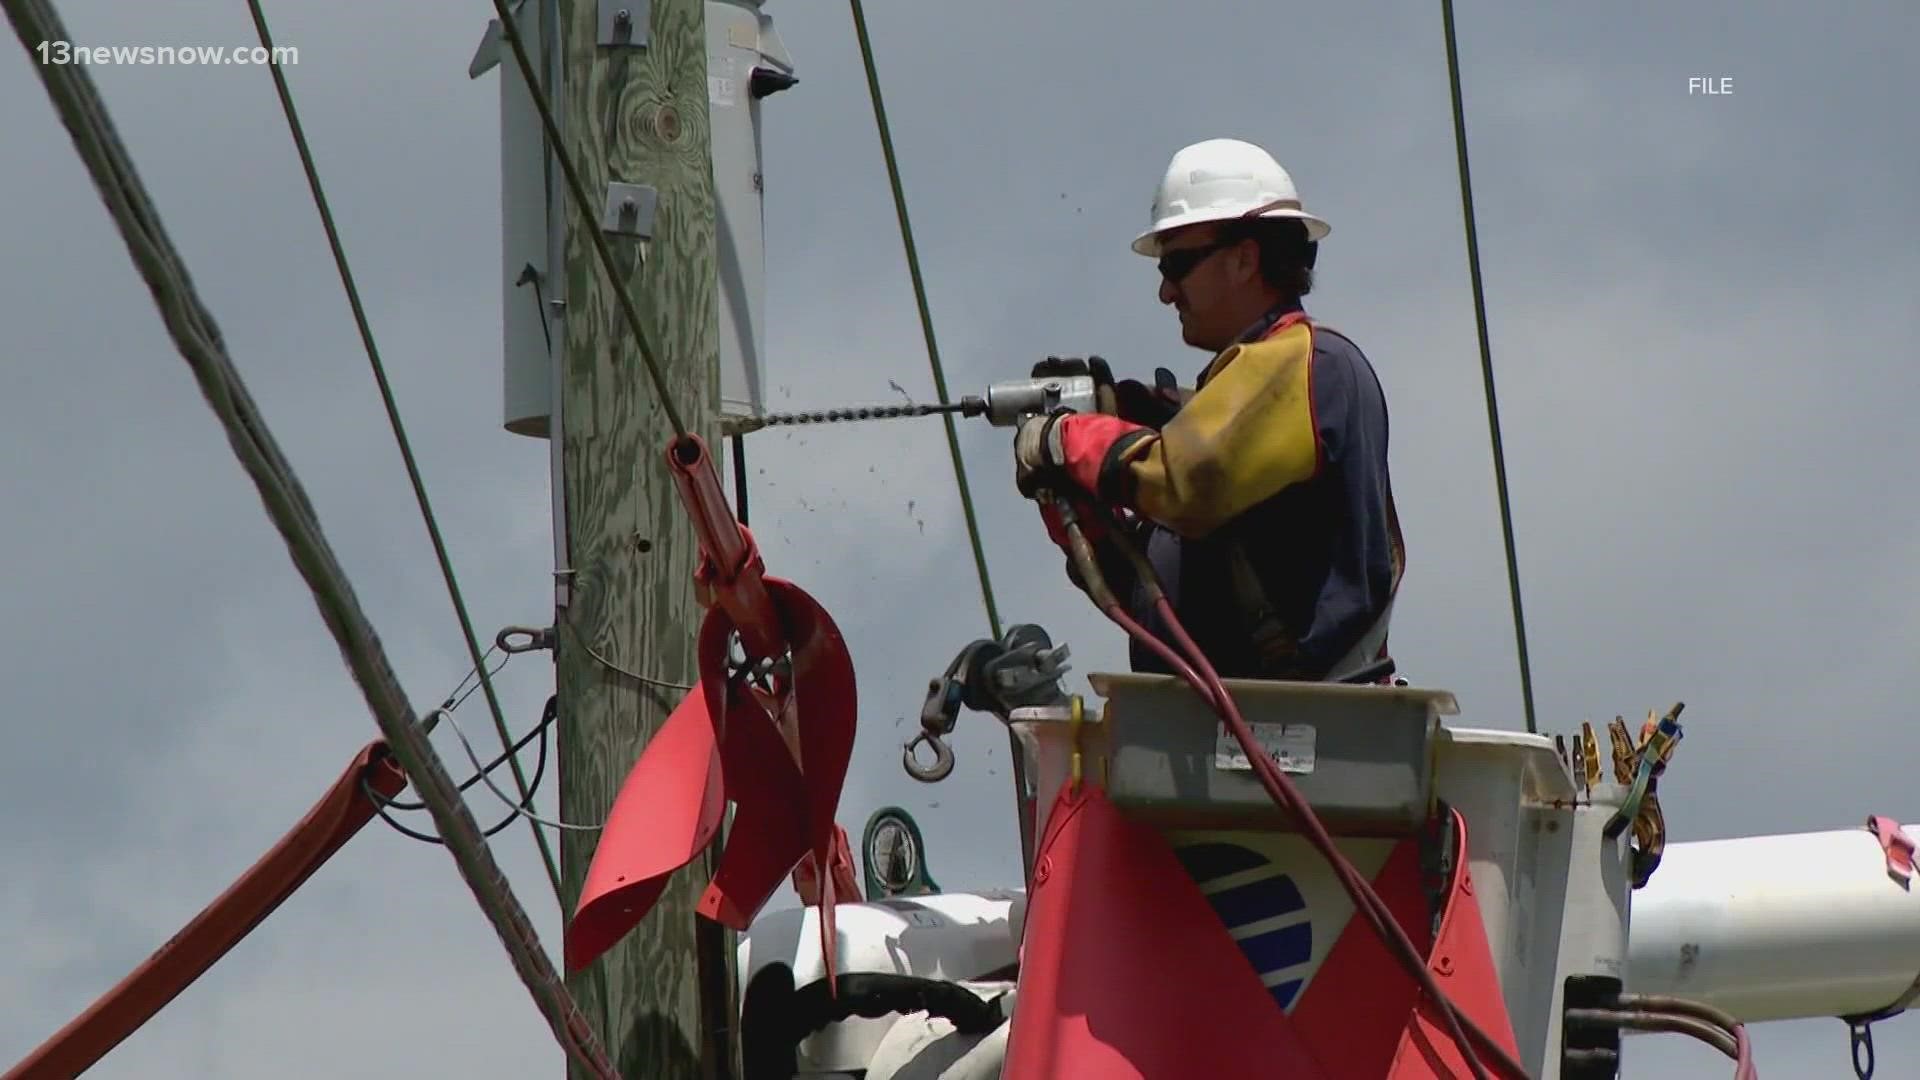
[1215,722,1316,774]
[1173,841,1314,1010]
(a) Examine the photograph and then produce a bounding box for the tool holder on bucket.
[1009,674,1457,849]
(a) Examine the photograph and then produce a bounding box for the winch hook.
[902,729,955,783]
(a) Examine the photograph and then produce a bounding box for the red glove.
[1012,411,1150,502]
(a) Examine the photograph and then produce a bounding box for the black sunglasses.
[1157,239,1236,283]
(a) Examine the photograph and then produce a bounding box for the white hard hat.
[1132,138,1330,257]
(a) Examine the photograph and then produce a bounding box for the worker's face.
[1155,226,1262,351]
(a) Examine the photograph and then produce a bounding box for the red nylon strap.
[652,433,860,993]
[792,824,862,906]
[1867,815,1914,885]
[6,743,408,1080]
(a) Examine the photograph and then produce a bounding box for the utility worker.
[1013,138,1404,682]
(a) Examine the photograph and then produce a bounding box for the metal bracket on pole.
[601,183,658,239]
[598,0,650,47]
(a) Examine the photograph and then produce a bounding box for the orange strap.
[5,743,407,1080]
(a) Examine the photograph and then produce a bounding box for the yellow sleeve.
[1113,319,1322,537]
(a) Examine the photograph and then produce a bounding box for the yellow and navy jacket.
[1099,302,1404,680]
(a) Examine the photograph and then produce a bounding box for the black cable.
[701,436,749,1079]
[368,697,556,844]
[788,973,1005,1037]
[387,695,555,811]
[731,433,749,526]
[1439,0,1538,734]
[368,731,549,844]
[524,266,553,354]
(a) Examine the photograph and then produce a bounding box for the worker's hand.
[1112,367,1189,429]
[1012,412,1071,499]
[1014,411,1149,503]
[1031,355,1118,415]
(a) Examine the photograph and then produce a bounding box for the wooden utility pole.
[553,0,732,1077]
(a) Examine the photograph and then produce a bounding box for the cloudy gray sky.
[4,0,1917,1076]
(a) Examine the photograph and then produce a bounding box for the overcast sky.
[4,1,1917,1077]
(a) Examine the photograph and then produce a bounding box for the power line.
[847,0,1004,641]
[1439,0,1539,734]
[243,0,561,901]
[847,3,1051,875]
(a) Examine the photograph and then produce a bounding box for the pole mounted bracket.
[599,0,650,48]
[601,182,658,239]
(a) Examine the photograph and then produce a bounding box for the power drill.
[722,374,1098,435]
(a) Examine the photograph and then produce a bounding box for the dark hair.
[1219,218,1315,298]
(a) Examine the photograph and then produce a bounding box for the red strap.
[691,580,857,995]
[6,743,407,1080]
[1867,815,1914,885]
[565,691,727,971]
[792,824,862,906]
[566,433,862,995]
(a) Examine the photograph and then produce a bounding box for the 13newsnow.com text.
[36,41,299,66]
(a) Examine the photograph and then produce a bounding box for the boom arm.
[1628,819,1920,1024]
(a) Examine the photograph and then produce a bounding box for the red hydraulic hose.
[1057,508,1530,1080]
[1050,501,1218,710]
[1104,605,1220,712]
[1614,993,1758,1078]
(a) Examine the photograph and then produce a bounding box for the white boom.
[1627,821,1920,1023]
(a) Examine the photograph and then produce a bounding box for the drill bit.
[725,398,986,435]
[721,373,1097,435]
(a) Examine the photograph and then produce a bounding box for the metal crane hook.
[902,730,955,783]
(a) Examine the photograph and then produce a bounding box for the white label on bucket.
[1215,722,1316,774]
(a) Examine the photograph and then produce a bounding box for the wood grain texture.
[556,0,729,1077]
